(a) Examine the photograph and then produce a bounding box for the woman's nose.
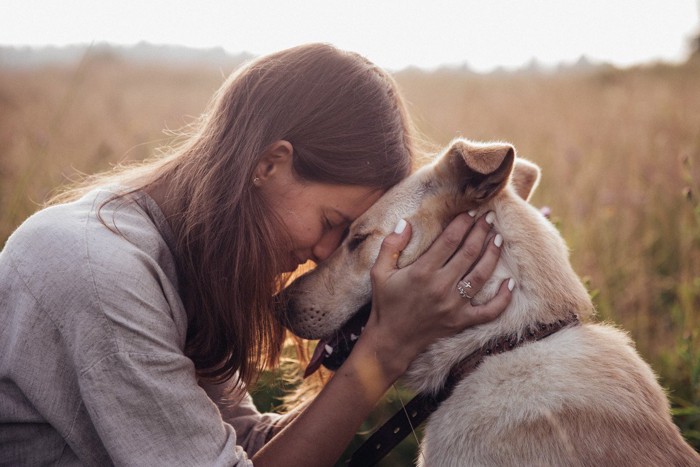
[312,228,346,263]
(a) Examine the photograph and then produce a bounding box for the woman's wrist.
[254,330,398,466]
[348,326,413,385]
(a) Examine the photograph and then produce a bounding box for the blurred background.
[2,1,699,464]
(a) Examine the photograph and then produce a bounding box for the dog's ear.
[511,158,541,201]
[437,139,515,202]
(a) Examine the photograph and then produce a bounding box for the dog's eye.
[347,233,369,252]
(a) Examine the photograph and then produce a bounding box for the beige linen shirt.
[0,188,284,465]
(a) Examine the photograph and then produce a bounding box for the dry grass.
[1,51,698,454]
[0,54,231,240]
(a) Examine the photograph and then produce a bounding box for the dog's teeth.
[361,326,365,333]
[350,333,358,341]
[324,344,334,355]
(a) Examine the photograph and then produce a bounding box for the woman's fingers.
[371,219,412,282]
[443,212,494,276]
[460,278,514,328]
[446,215,501,299]
[412,212,478,270]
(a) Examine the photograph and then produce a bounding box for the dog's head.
[281,138,540,342]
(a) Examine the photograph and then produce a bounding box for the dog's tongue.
[304,337,333,378]
[303,303,372,378]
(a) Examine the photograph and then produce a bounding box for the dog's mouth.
[303,303,372,378]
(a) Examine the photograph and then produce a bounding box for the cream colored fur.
[283,138,700,466]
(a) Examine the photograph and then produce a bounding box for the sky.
[1,0,699,72]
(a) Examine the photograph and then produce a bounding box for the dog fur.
[282,138,700,466]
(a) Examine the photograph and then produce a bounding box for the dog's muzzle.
[302,302,372,378]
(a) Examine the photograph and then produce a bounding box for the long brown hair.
[54,43,416,387]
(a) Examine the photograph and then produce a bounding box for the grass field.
[1,50,699,461]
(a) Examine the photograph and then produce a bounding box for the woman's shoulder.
[1,186,188,359]
[2,187,180,311]
[4,187,165,270]
[3,189,101,271]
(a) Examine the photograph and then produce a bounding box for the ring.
[457,280,473,299]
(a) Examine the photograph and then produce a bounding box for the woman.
[0,43,512,466]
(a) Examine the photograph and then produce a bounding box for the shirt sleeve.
[198,378,293,456]
[80,351,254,466]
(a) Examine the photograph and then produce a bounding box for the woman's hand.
[361,211,513,379]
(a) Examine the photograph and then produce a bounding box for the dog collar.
[347,314,581,467]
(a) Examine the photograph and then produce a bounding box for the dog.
[281,138,700,466]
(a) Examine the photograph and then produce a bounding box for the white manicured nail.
[508,278,516,291]
[494,234,503,247]
[485,211,496,225]
[468,209,477,217]
[394,218,407,234]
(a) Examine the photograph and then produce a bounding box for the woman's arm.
[253,212,511,466]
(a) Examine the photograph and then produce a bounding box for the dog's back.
[419,324,699,466]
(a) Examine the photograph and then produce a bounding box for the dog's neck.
[484,190,593,323]
[404,187,594,395]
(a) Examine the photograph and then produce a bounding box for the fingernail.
[394,218,407,234]
[485,211,496,225]
[468,209,477,217]
[508,278,516,291]
[494,234,503,247]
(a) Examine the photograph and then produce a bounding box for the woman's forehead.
[319,185,385,219]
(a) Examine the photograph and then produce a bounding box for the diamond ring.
[457,280,473,299]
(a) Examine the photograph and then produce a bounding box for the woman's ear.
[253,140,294,185]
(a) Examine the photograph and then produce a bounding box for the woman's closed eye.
[322,216,333,232]
[323,216,350,239]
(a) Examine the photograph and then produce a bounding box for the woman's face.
[264,179,383,273]
[259,163,383,272]
[255,141,386,273]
